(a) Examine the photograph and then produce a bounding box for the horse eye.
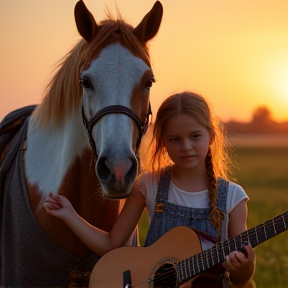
[79,77,92,89]
[145,78,155,90]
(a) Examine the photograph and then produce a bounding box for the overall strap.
[216,178,229,242]
[154,166,171,212]
[216,178,229,212]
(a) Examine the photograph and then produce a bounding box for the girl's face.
[162,113,211,171]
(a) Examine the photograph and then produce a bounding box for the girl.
[44,91,255,287]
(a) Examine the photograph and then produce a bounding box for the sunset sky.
[1,0,288,122]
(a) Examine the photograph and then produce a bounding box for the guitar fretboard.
[176,211,288,284]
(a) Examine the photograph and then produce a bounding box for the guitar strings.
[140,217,288,286]
[178,217,287,271]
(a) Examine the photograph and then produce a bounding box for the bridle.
[81,103,152,157]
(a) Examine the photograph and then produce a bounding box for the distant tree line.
[224,106,288,134]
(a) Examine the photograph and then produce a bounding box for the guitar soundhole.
[153,263,177,288]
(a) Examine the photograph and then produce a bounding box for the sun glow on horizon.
[273,66,288,104]
[262,54,288,121]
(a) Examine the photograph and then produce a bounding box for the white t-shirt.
[137,171,248,222]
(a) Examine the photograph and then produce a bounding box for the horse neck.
[25,108,90,201]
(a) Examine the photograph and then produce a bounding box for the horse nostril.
[126,157,138,181]
[96,157,111,181]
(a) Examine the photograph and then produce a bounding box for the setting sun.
[272,60,288,104]
[261,53,288,120]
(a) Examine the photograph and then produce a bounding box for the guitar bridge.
[123,270,131,288]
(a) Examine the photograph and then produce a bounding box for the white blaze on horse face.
[82,43,151,155]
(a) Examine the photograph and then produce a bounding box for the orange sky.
[1,0,288,122]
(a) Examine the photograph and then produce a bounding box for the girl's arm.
[223,199,256,286]
[44,187,146,256]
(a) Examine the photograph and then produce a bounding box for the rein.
[81,103,152,157]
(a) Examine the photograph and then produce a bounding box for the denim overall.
[144,166,229,247]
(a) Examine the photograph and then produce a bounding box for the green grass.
[139,146,288,288]
[233,147,288,288]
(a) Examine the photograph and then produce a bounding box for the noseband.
[82,104,152,157]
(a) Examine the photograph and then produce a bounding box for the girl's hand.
[44,193,75,221]
[222,243,255,285]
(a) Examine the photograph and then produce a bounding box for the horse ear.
[133,1,163,44]
[74,0,98,43]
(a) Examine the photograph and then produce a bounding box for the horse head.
[75,1,162,198]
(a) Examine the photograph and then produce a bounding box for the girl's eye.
[192,134,200,139]
[169,138,179,142]
[145,78,155,90]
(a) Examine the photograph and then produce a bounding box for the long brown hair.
[144,91,235,235]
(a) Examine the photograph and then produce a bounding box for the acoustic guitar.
[89,211,288,288]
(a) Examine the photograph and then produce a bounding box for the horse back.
[0,106,36,200]
[0,105,36,165]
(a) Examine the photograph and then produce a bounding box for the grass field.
[233,146,288,288]
[138,143,288,287]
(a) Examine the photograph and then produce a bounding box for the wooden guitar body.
[89,226,222,288]
[89,211,288,287]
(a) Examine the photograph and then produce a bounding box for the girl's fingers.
[44,200,58,208]
[223,252,241,269]
[45,193,60,204]
[45,198,58,205]
[44,202,60,211]
[245,244,255,259]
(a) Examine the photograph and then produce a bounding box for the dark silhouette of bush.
[224,106,288,134]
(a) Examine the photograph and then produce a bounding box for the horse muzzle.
[96,155,138,199]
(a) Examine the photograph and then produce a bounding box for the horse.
[0,1,163,287]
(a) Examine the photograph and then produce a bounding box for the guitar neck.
[177,211,288,284]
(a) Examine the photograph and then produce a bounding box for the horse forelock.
[33,17,152,130]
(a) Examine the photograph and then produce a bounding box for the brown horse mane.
[33,15,152,129]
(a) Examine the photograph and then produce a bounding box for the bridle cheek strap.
[81,104,152,157]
